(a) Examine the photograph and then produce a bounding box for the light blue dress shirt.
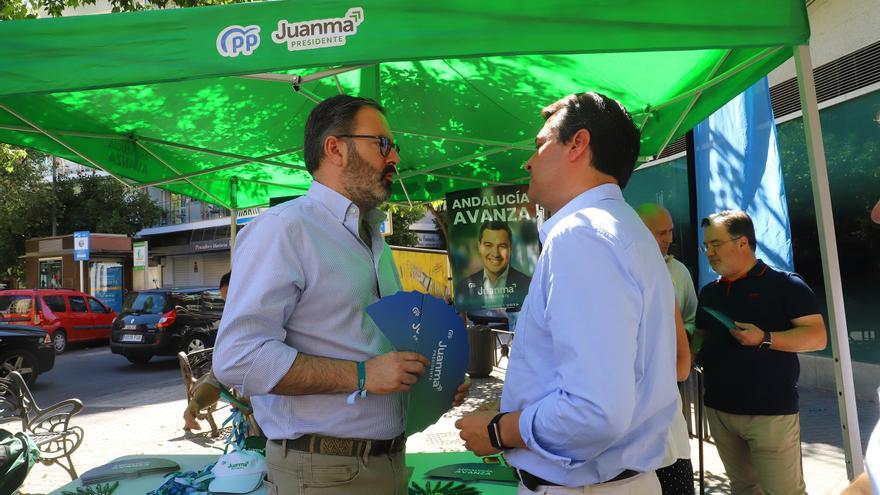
[500,184,679,486]
[213,181,404,441]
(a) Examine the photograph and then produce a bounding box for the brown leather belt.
[513,468,639,491]
[274,433,405,457]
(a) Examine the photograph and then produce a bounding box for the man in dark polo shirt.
[695,210,827,495]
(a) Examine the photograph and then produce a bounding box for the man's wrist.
[487,412,510,450]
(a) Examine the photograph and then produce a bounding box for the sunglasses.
[336,134,401,158]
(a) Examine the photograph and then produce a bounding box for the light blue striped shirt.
[500,184,679,486]
[213,181,404,440]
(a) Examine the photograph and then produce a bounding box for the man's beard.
[341,147,394,211]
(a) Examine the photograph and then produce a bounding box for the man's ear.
[323,135,347,169]
[568,128,591,163]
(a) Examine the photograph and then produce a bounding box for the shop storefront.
[24,234,133,311]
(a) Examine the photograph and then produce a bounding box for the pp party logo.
[217,25,261,57]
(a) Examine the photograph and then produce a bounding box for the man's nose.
[386,149,400,167]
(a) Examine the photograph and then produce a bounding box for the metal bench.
[0,371,84,480]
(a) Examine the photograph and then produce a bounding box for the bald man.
[637,204,698,335]
[638,204,697,494]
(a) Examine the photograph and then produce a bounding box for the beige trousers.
[706,407,805,495]
[517,472,661,495]
[263,439,407,495]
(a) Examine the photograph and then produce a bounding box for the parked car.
[0,323,56,385]
[110,287,224,365]
[0,288,117,354]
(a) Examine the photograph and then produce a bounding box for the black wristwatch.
[758,331,772,350]
[487,412,511,450]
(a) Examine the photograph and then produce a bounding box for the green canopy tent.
[0,0,863,479]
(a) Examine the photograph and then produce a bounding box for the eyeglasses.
[700,236,743,253]
[335,134,400,158]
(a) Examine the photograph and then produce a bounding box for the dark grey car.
[110,288,224,365]
[0,323,56,385]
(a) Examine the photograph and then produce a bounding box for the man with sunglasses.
[214,95,468,494]
[694,210,827,494]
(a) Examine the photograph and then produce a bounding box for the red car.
[0,289,117,353]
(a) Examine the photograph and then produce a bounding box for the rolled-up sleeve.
[517,229,641,466]
[213,213,304,397]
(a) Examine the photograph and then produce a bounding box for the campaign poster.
[447,186,539,312]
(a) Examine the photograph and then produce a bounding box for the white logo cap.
[209,450,266,494]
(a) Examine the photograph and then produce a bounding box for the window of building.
[39,258,63,289]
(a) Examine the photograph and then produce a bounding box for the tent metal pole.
[654,50,731,158]
[0,103,132,189]
[239,64,373,85]
[135,136,304,169]
[794,44,863,480]
[136,146,304,188]
[134,141,229,207]
[651,47,783,113]
[397,146,514,180]
[394,129,533,150]
[292,84,323,103]
[0,124,129,140]
[230,176,238,264]
[427,172,513,186]
[230,178,309,191]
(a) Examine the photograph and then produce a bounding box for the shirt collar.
[307,180,386,227]
[483,266,510,285]
[718,259,768,283]
[539,183,623,243]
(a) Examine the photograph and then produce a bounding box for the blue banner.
[693,77,793,289]
[91,263,124,312]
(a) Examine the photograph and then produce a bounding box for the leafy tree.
[0,157,163,284]
[1,0,253,20]
[54,169,163,235]
[384,204,426,248]
[0,150,52,283]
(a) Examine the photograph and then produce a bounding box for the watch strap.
[488,412,510,450]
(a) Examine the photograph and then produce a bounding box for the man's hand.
[451,376,472,407]
[454,411,500,456]
[730,321,764,347]
[364,351,430,394]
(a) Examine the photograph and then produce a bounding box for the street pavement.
[13,348,880,494]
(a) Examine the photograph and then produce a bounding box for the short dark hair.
[541,92,641,188]
[303,95,385,175]
[701,210,757,251]
[219,271,231,290]
[478,221,513,244]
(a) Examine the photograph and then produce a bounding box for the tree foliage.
[384,204,426,248]
[1,0,254,20]
[0,150,52,282]
[0,154,162,284]
[54,169,163,235]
